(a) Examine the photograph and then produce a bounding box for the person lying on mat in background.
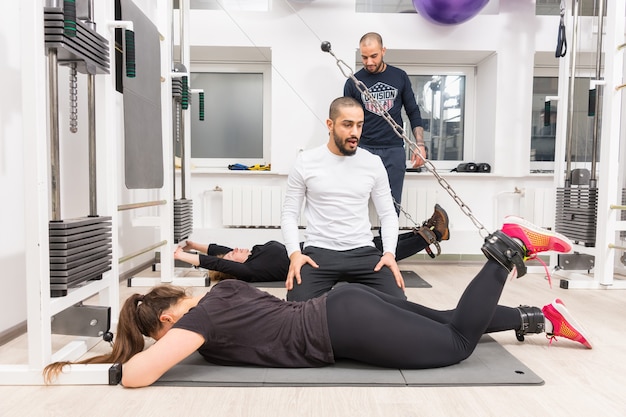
[174,204,449,283]
[44,217,592,388]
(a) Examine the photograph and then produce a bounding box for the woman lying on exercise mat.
[43,216,592,388]
[174,205,450,283]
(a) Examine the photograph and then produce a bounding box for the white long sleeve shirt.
[281,145,399,257]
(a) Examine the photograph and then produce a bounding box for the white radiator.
[519,188,555,229]
[221,186,556,230]
[222,186,439,229]
[222,186,290,228]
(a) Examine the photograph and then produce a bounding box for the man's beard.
[333,134,358,156]
[366,60,384,74]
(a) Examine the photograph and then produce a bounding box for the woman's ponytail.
[43,285,188,383]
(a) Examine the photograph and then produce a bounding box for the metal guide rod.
[169,6,181,238]
[178,3,187,199]
[87,0,97,217]
[171,1,190,201]
[86,0,95,29]
[117,200,167,211]
[565,0,580,185]
[590,0,606,185]
[118,240,167,264]
[88,73,97,216]
[179,0,185,65]
[321,41,490,237]
[609,205,626,210]
[49,48,61,221]
[180,103,186,198]
[171,1,175,71]
[173,100,180,198]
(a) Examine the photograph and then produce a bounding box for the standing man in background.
[344,32,426,213]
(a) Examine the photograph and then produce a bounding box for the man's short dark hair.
[329,97,362,120]
[359,32,383,46]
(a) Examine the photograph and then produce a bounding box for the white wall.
[0,0,27,334]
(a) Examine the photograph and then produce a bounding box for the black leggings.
[325,260,510,369]
[373,230,433,261]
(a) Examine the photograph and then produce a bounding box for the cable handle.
[191,89,205,121]
[198,92,205,121]
[125,29,136,78]
[63,0,77,37]
[181,76,189,110]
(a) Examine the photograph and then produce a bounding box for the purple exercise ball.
[412,0,489,25]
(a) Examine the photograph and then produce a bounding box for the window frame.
[188,62,271,169]
[388,64,476,171]
[531,67,559,173]
[530,66,597,173]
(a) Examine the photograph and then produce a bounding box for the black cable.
[555,7,567,58]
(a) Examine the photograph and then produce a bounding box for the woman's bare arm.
[174,247,200,266]
[121,328,204,388]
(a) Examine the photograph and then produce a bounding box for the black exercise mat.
[399,270,432,288]
[248,270,431,289]
[153,335,543,387]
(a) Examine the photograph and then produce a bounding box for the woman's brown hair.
[209,253,237,282]
[210,269,237,282]
[43,285,189,383]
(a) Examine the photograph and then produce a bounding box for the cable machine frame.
[0,0,197,386]
[552,0,626,290]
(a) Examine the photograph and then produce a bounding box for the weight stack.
[174,199,193,243]
[49,216,113,297]
[44,6,110,74]
[555,187,598,247]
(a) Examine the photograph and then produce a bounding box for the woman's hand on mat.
[375,252,405,291]
[122,328,204,388]
[285,251,319,290]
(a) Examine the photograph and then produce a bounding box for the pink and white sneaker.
[501,216,572,286]
[542,298,592,349]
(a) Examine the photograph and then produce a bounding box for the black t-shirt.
[173,280,334,367]
[344,65,423,149]
[198,240,289,282]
